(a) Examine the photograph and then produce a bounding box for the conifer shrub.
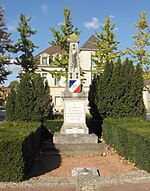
[5,89,16,121]
[5,73,53,122]
[91,58,146,119]
[0,122,41,182]
[88,75,101,119]
[103,118,150,172]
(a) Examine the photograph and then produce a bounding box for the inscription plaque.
[65,101,85,124]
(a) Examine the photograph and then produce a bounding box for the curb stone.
[75,171,150,190]
[76,171,150,186]
[0,171,150,189]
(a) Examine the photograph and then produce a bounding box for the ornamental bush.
[103,117,150,172]
[0,122,41,182]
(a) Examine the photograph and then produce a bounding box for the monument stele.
[53,34,98,144]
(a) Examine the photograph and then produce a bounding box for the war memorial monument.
[53,34,98,144]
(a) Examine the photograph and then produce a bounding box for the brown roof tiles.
[35,45,62,61]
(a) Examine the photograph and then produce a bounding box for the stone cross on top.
[68,34,81,93]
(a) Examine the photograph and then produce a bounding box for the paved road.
[0,182,150,191]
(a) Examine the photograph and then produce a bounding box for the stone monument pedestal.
[60,90,88,135]
[53,89,99,144]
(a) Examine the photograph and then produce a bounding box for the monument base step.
[53,132,98,144]
[44,143,108,156]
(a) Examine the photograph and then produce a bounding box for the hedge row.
[103,117,150,172]
[43,120,63,133]
[0,122,41,182]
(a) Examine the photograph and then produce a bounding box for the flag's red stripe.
[74,85,81,93]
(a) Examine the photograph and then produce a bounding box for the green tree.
[44,80,53,119]
[108,58,124,117]
[14,74,53,122]
[12,14,39,74]
[8,80,19,88]
[5,89,16,121]
[97,58,146,118]
[109,58,136,117]
[31,75,53,122]
[0,6,12,84]
[15,74,33,121]
[92,16,122,73]
[88,75,100,119]
[118,58,135,116]
[128,11,150,70]
[48,8,80,80]
[121,59,146,117]
[131,64,146,116]
[96,61,114,118]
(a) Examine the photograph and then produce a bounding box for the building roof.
[35,35,99,60]
[35,45,62,60]
[80,35,99,51]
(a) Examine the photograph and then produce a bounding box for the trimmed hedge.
[0,122,41,182]
[103,117,150,172]
[43,120,63,133]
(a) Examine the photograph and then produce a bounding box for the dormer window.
[40,53,50,65]
[42,57,48,65]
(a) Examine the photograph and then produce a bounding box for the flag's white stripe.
[69,80,80,92]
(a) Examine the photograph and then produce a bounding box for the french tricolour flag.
[69,79,81,93]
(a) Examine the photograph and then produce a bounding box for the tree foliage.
[6,74,53,122]
[92,16,123,73]
[5,89,16,121]
[12,14,39,74]
[128,11,150,70]
[15,74,33,121]
[0,6,12,84]
[94,58,146,119]
[30,75,53,122]
[8,80,19,88]
[88,75,100,119]
[96,61,114,118]
[48,8,81,80]
[50,8,80,52]
[131,64,146,116]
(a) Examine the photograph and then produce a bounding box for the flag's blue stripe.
[69,80,76,87]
